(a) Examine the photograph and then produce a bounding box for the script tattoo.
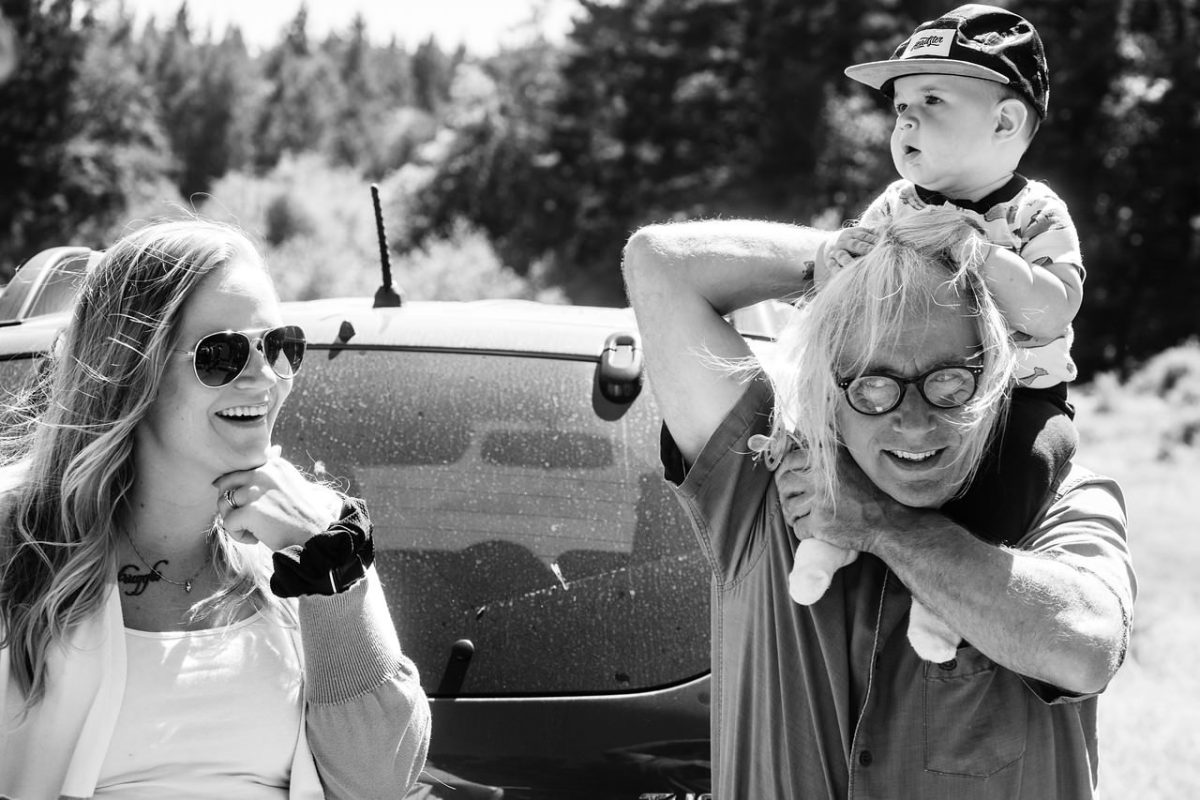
[118,561,165,596]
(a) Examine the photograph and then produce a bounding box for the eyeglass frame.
[836,364,985,416]
[178,325,306,388]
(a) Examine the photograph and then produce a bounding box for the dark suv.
[0,250,789,799]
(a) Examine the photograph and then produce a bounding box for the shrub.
[1089,371,1123,415]
[199,155,564,303]
[1127,339,1200,403]
[263,193,315,246]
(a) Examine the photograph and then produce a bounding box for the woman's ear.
[995,97,1031,143]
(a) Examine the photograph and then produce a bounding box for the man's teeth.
[218,405,268,418]
[888,449,936,462]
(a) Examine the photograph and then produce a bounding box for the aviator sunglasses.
[180,325,307,388]
[838,365,984,416]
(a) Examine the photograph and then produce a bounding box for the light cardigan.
[0,568,431,800]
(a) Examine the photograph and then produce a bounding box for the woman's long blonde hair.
[765,208,1019,510]
[0,218,289,707]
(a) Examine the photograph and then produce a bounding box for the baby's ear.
[995,97,1030,142]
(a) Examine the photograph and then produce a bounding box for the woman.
[0,219,430,799]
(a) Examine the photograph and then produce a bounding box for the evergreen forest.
[2,0,1198,377]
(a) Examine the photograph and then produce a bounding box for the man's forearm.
[621,219,823,466]
[624,219,822,314]
[871,513,1126,693]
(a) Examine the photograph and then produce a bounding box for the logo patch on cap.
[901,28,955,59]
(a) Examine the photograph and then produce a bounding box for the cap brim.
[845,59,1011,91]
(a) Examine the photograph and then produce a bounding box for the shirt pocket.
[922,645,1029,777]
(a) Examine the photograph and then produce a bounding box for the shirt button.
[859,749,873,767]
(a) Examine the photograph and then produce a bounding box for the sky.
[110,0,581,54]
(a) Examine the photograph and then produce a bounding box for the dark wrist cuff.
[270,496,376,597]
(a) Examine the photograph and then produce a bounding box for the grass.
[1073,353,1200,797]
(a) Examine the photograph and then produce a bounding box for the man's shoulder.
[1040,461,1126,521]
[661,377,774,489]
[1011,462,1128,553]
[1052,461,1118,496]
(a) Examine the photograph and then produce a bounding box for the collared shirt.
[662,380,1135,800]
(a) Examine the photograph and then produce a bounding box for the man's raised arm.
[621,220,825,465]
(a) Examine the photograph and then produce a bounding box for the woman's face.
[135,255,292,483]
[834,299,984,509]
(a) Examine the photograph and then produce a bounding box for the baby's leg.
[789,538,857,605]
[907,600,959,663]
[943,385,1078,547]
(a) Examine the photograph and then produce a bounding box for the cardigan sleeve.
[297,567,432,799]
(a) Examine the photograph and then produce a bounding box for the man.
[621,209,1134,799]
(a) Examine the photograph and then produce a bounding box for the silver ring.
[222,488,241,510]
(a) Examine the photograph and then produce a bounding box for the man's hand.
[804,449,927,553]
[818,225,877,287]
[772,446,814,537]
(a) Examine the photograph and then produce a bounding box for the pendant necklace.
[124,530,210,593]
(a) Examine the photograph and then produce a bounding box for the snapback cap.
[844,4,1049,117]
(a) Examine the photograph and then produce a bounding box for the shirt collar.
[914,174,1027,215]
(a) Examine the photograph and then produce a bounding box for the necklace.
[124,531,210,593]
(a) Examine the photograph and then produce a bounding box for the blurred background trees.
[0,0,1196,377]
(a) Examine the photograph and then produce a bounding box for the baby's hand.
[819,225,877,287]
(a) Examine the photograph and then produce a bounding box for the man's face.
[834,300,984,509]
[889,73,1006,197]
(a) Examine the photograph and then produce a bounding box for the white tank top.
[95,610,303,799]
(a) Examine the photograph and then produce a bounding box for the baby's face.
[888,73,1011,198]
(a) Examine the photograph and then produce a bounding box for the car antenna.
[370,183,403,308]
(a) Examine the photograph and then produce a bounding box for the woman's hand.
[213,446,343,550]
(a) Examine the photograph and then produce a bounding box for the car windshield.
[275,345,710,697]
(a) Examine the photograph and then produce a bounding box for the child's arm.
[817,187,893,288]
[818,226,877,288]
[982,188,1084,340]
[980,248,1082,340]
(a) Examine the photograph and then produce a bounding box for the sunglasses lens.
[263,325,306,379]
[193,333,250,387]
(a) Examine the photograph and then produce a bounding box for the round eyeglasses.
[838,365,984,416]
[181,325,306,388]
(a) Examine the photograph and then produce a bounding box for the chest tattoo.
[118,561,166,596]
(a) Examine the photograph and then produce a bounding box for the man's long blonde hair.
[765,208,1019,509]
[0,218,289,708]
